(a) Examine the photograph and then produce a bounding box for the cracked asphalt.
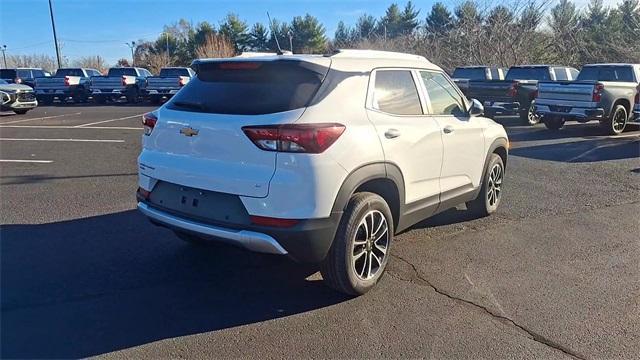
[1,106,639,359]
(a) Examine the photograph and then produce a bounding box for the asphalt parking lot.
[1,105,638,359]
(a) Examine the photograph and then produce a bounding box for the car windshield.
[167,60,329,115]
[159,68,191,77]
[577,66,636,82]
[506,67,550,81]
[107,68,138,77]
[452,68,486,80]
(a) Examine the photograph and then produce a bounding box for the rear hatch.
[140,57,331,198]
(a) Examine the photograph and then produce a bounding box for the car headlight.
[1,91,11,105]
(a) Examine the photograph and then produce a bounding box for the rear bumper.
[483,101,520,116]
[632,105,640,124]
[535,103,604,122]
[146,89,179,95]
[137,196,341,263]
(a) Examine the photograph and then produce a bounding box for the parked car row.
[0,66,195,109]
[453,63,640,134]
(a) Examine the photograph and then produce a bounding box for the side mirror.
[468,98,484,117]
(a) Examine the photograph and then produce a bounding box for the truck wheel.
[467,153,504,217]
[126,88,139,104]
[73,88,88,103]
[521,101,540,125]
[13,109,29,115]
[544,116,565,130]
[320,192,393,296]
[601,104,627,135]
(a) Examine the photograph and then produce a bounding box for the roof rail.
[331,49,429,62]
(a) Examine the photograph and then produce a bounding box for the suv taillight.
[179,76,187,86]
[593,83,604,102]
[15,78,22,84]
[242,123,345,154]
[64,76,70,86]
[142,112,157,136]
[121,75,127,86]
[507,81,519,97]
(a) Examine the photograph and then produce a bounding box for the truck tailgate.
[538,81,595,102]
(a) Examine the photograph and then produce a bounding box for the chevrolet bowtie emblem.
[180,127,199,137]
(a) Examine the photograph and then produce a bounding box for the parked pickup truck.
[535,63,640,135]
[34,68,101,104]
[466,65,579,125]
[90,67,152,103]
[452,66,506,96]
[0,68,49,88]
[145,67,194,104]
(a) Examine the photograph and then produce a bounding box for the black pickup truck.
[466,65,579,125]
[452,66,506,96]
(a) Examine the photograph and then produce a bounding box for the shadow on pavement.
[1,210,348,358]
[1,173,137,185]
[510,137,639,163]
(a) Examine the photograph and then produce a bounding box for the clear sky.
[0,0,621,66]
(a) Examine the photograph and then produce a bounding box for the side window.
[372,70,423,115]
[420,71,466,116]
[32,69,45,78]
[569,68,579,80]
[554,67,568,81]
[490,68,500,80]
[17,69,31,79]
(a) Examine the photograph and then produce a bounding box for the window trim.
[366,67,426,117]
[417,69,469,117]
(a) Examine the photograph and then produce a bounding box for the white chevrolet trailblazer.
[137,50,508,295]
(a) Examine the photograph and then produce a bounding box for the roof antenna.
[267,12,283,55]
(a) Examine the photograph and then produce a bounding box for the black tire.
[174,231,208,245]
[320,192,394,296]
[544,116,565,130]
[600,104,627,135]
[38,96,53,105]
[73,88,88,103]
[126,87,139,103]
[150,95,161,105]
[467,153,505,217]
[520,101,540,125]
[13,109,29,115]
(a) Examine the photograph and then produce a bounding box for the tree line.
[4,0,640,74]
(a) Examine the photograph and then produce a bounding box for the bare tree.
[195,33,235,59]
[146,52,175,74]
[71,55,107,72]
[7,54,58,73]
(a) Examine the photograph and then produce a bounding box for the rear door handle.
[385,128,401,139]
[443,126,454,134]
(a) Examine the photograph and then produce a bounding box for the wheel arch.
[611,98,631,119]
[331,162,405,230]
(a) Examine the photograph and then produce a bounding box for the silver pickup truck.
[145,67,194,104]
[34,68,101,104]
[90,67,152,104]
[536,63,640,135]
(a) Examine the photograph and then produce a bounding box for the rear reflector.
[242,123,345,153]
[142,112,157,136]
[137,187,150,199]
[250,215,298,228]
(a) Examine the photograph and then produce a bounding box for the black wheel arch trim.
[481,137,508,187]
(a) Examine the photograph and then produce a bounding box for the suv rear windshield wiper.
[172,100,207,111]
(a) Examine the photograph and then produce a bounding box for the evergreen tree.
[425,2,453,36]
[400,1,420,34]
[249,23,270,51]
[355,14,377,40]
[290,14,327,53]
[219,13,249,53]
[378,3,404,38]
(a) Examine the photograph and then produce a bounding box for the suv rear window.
[506,67,550,81]
[577,66,636,82]
[168,60,328,115]
[452,68,487,80]
[159,68,191,77]
[108,68,138,77]
[0,69,17,79]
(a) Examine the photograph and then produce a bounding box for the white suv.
[137,50,508,295]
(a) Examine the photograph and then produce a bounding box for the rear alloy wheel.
[13,109,29,115]
[320,192,393,295]
[544,116,565,130]
[521,101,540,125]
[601,104,627,135]
[467,153,504,217]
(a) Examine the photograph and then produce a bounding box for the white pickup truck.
[145,67,194,104]
[90,67,152,104]
[535,63,640,135]
[34,68,101,104]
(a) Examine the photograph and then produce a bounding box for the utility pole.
[125,41,136,66]
[287,30,293,53]
[1,45,7,69]
[48,0,62,69]
[165,32,170,57]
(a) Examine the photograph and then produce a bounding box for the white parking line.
[0,125,141,130]
[74,114,143,128]
[0,138,124,143]
[0,113,82,125]
[0,159,53,163]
